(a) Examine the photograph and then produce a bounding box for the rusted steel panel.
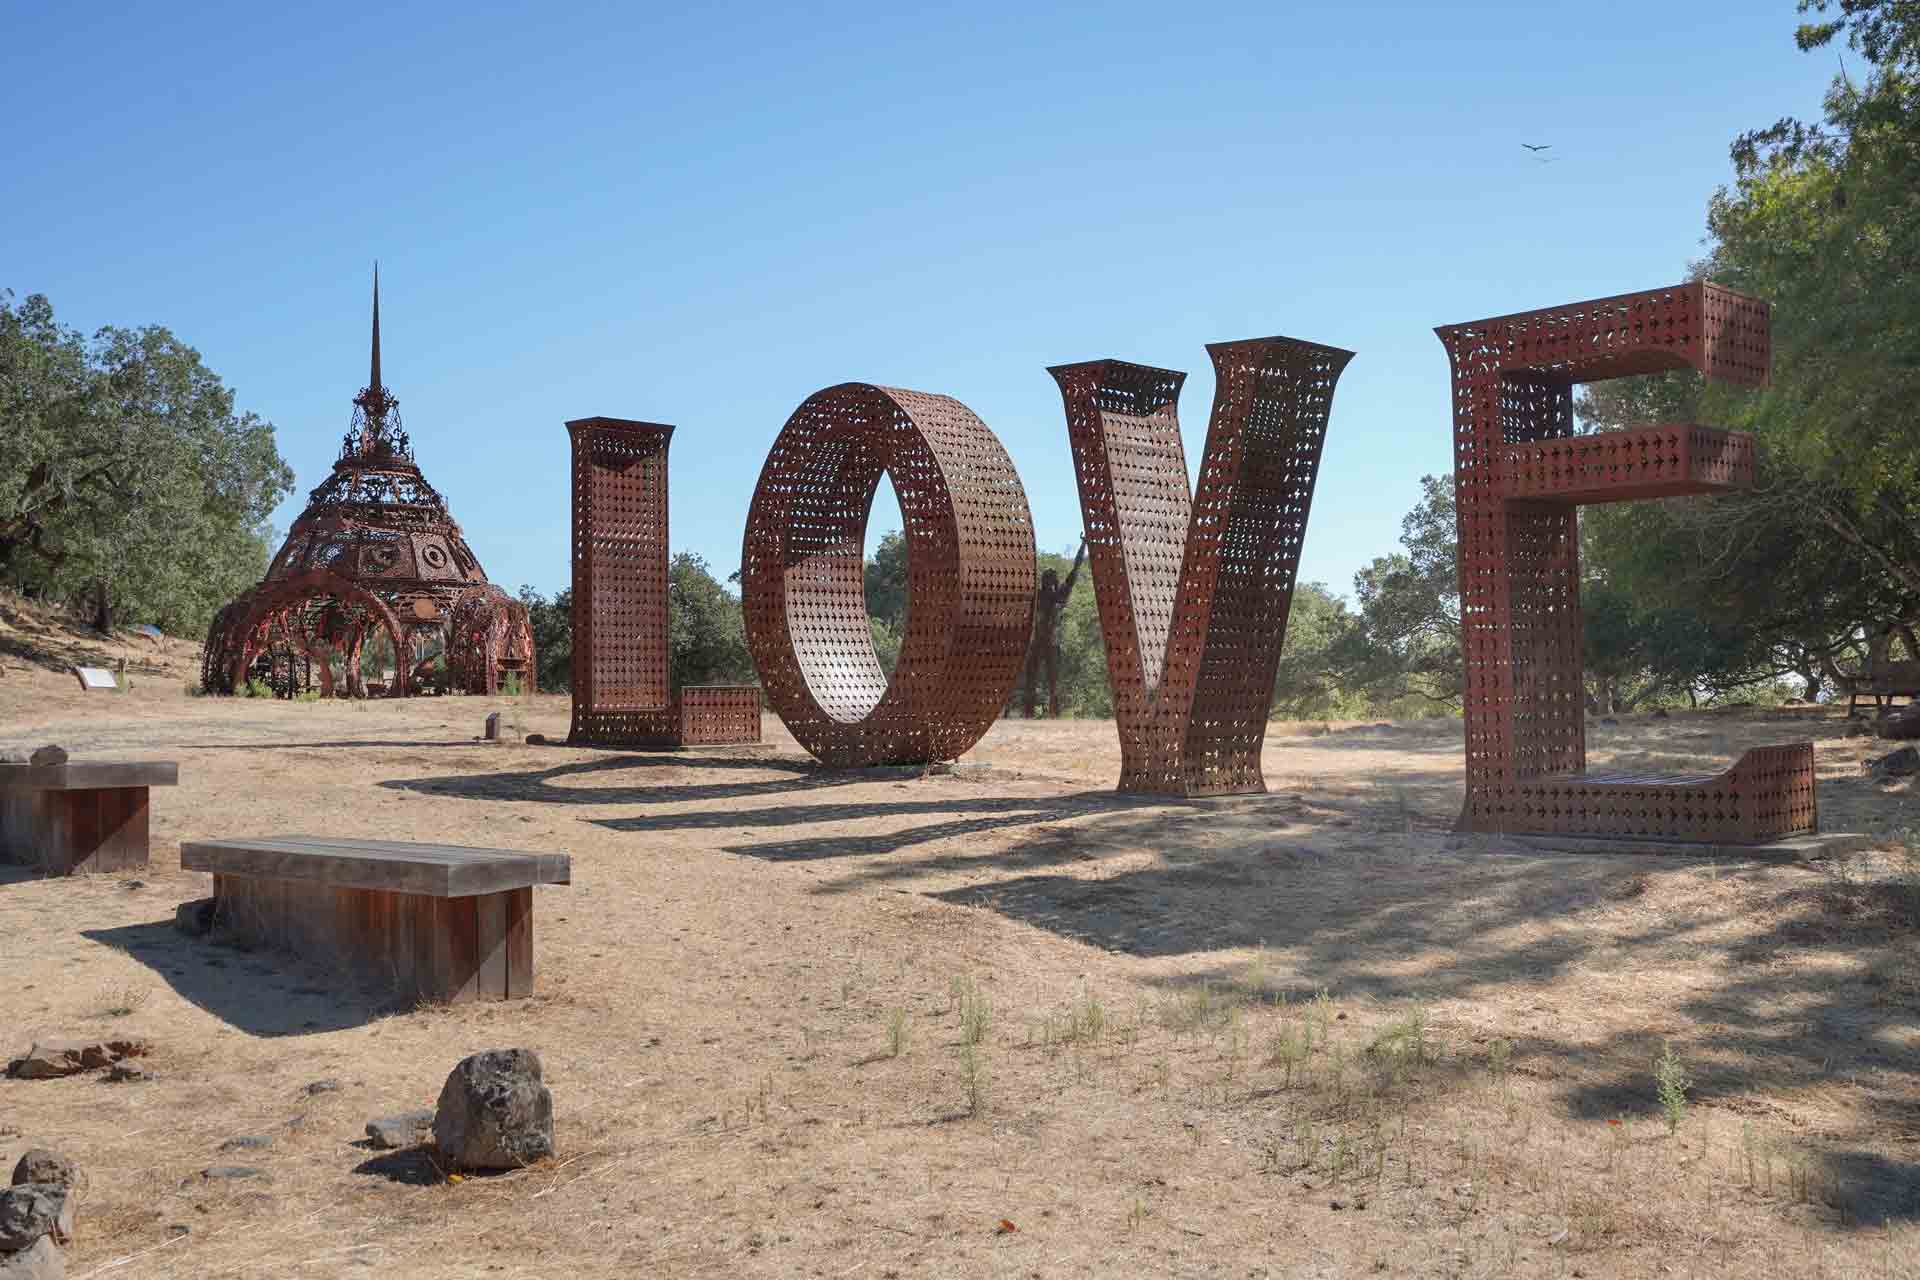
[741,384,1036,767]
[1049,337,1353,796]
[677,687,763,746]
[565,417,760,749]
[1435,281,1814,843]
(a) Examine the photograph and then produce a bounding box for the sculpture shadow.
[81,920,391,1036]
[931,803,1920,1224]
[379,753,916,808]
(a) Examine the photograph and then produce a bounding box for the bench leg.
[211,876,535,1003]
[1,787,148,875]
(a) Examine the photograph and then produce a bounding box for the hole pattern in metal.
[1049,336,1354,796]
[566,417,761,749]
[1435,281,1815,843]
[741,384,1035,767]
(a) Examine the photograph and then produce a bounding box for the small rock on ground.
[0,1236,63,1279]
[0,1184,71,1249]
[8,1153,74,1191]
[304,1079,342,1096]
[173,898,217,937]
[191,1167,268,1184]
[6,1039,147,1080]
[104,1064,149,1084]
[365,1111,435,1151]
[218,1137,270,1153]
[1866,746,1920,777]
[27,746,67,767]
[432,1049,553,1171]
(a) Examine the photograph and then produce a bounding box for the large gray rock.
[26,747,67,767]
[432,1049,553,1170]
[0,1185,70,1250]
[0,1236,63,1279]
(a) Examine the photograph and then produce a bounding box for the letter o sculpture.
[742,383,1037,767]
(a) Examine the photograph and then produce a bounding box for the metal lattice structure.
[1049,337,1353,796]
[202,271,533,698]
[1436,281,1816,843]
[741,384,1035,767]
[565,418,762,749]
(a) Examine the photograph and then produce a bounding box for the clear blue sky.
[4,2,1839,604]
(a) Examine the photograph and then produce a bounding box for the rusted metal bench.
[180,836,570,1003]
[0,760,179,875]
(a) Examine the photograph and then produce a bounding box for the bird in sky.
[1522,143,1552,152]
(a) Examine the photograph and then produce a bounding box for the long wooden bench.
[0,760,179,875]
[179,836,571,1003]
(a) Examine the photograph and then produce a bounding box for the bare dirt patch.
[2,667,1917,1277]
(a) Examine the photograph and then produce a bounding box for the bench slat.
[0,761,179,791]
[181,835,570,898]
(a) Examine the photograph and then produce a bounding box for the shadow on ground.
[81,920,390,1036]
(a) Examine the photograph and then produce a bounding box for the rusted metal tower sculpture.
[202,269,534,697]
[565,418,762,748]
[1050,337,1353,796]
[741,384,1035,767]
[1436,281,1816,842]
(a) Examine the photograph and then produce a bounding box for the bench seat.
[1,760,179,875]
[180,835,571,1003]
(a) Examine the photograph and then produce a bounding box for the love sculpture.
[1436,282,1815,843]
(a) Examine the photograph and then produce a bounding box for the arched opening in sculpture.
[742,383,1035,767]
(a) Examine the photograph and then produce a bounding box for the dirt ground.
[2,621,1918,1278]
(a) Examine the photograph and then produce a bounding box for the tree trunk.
[92,578,113,633]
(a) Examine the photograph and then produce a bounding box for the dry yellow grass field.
[1,617,1917,1278]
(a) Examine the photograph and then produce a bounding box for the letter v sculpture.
[1049,337,1353,797]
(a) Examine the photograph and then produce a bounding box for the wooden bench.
[0,760,179,875]
[179,836,571,1003]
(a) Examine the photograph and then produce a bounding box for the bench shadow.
[81,921,391,1036]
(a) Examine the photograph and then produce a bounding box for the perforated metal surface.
[678,687,764,746]
[1435,281,1815,843]
[202,274,531,697]
[1049,336,1353,796]
[741,383,1035,767]
[565,418,761,750]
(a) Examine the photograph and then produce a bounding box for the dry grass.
[0,644,1917,1277]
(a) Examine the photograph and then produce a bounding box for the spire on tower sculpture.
[369,260,382,398]
[349,262,400,455]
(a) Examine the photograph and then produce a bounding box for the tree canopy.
[1,290,293,633]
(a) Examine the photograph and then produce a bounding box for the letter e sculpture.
[1435,282,1816,843]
